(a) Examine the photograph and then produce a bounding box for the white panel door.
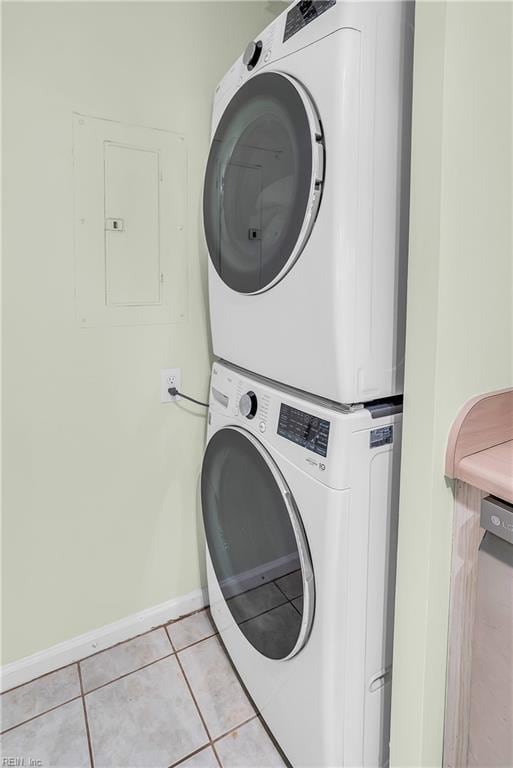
[104,144,161,306]
[73,113,187,327]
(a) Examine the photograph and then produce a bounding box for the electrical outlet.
[161,368,181,403]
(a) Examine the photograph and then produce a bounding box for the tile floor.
[0,609,287,768]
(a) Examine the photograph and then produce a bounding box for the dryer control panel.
[277,403,330,457]
[283,0,336,43]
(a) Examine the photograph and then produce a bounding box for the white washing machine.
[203,0,414,405]
[201,361,402,767]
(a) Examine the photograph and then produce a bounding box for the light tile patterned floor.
[0,610,287,768]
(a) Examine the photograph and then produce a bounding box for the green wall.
[390,2,513,765]
[2,1,280,665]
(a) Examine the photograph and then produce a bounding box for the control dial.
[242,40,263,71]
[239,391,258,419]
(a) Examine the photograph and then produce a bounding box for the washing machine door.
[201,426,315,660]
[203,71,324,294]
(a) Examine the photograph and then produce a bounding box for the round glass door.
[203,72,324,294]
[201,427,314,660]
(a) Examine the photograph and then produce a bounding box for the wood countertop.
[457,440,513,504]
[446,389,513,503]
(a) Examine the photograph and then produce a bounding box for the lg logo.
[305,459,326,472]
[490,514,513,534]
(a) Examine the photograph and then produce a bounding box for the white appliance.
[203,0,414,405]
[201,361,402,767]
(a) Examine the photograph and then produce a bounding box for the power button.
[259,421,266,433]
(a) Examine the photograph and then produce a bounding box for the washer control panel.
[277,403,330,457]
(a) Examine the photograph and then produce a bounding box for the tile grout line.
[169,628,261,768]
[168,712,260,768]
[210,740,224,768]
[77,662,95,768]
[1,660,84,696]
[170,636,214,749]
[169,635,258,768]
[168,742,219,768]
[164,626,261,768]
[0,695,82,735]
[166,625,218,654]
[163,622,175,650]
[212,712,258,744]
[81,651,177,696]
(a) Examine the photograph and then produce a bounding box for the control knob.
[242,40,263,71]
[239,391,258,419]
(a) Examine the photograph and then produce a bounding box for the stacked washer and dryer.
[200,2,414,766]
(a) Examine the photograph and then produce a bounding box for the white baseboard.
[1,587,208,693]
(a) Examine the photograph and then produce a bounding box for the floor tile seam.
[170,635,215,750]
[167,713,260,768]
[82,650,176,696]
[168,627,218,654]
[0,693,82,735]
[1,660,80,697]
[77,663,95,768]
[211,739,224,768]
[211,713,259,744]
[167,740,217,768]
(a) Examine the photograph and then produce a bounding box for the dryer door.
[201,426,315,660]
[203,71,324,294]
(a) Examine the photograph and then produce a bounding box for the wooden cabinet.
[444,389,513,768]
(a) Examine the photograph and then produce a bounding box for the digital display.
[283,0,336,43]
[277,403,330,457]
[370,425,394,448]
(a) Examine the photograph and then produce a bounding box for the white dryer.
[203,0,414,405]
[201,361,402,767]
